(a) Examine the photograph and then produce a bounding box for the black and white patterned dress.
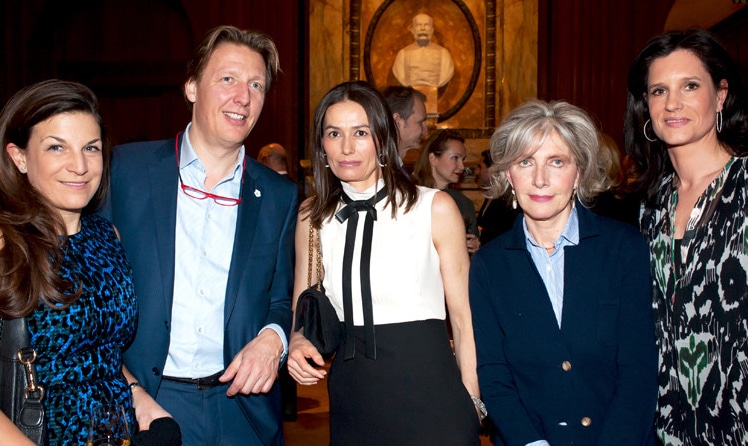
[641,156,748,446]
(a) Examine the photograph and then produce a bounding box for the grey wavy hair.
[486,99,610,207]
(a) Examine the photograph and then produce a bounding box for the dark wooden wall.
[2,1,746,177]
[538,0,748,151]
[0,0,303,177]
[537,0,674,149]
[712,7,748,98]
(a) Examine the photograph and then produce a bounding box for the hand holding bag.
[294,223,342,358]
[0,317,47,445]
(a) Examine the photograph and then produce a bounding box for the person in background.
[382,85,428,165]
[0,80,137,444]
[258,142,289,176]
[624,28,748,445]
[471,99,657,446]
[588,133,640,226]
[413,128,480,255]
[474,149,520,245]
[106,26,298,445]
[287,80,481,445]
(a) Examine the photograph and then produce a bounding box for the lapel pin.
[254,189,261,198]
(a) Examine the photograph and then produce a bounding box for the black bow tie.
[334,188,387,223]
[334,186,387,360]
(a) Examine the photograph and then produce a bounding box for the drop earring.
[571,188,577,209]
[716,110,723,133]
[511,188,517,210]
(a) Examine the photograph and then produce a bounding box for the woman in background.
[471,99,657,446]
[625,28,748,445]
[0,80,136,444]
[287,81,481,445]
[413,129,480,255]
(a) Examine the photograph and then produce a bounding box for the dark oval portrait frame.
[362,0,482,123]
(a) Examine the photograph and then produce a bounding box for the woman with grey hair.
[470,99,658,446]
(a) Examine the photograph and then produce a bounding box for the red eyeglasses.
[175,133,245,206]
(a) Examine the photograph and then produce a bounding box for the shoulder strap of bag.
[307,223,323,291]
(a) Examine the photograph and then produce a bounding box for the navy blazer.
[105,135,297,445]
[470,207,657,446]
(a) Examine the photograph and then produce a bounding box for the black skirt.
[328,319,480,446]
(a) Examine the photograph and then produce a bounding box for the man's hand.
[220,329,284,396]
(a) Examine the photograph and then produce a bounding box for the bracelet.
[128,381,144,392]
[470,394,488,420]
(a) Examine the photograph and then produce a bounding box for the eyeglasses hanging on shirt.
[174,133,245,206]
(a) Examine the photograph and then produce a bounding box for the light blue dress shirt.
[523,208,579,329]
[521,208,579,446]
[163,124,287,378]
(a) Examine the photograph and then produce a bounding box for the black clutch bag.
[0,317,48,446]
[294,224,342,358]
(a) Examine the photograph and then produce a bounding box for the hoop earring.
[643,119,657,142]
[377,153,387,168]
[511,188,517,210]
[716,110,723,133]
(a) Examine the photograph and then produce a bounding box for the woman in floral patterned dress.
[625,29,748,445]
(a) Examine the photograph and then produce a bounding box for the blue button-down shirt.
[523,208,579,329]
[164,124,286,378]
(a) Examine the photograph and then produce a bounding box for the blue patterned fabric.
[27,215,137,445]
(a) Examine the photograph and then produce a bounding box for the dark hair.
[480,149,492,168]
[413,129,465,188]
[0,79,104,317]
[185,25,280,109]
[307,81,418,227]
[381,85,426,120]
[624,28,747,203]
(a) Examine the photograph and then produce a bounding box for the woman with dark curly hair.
[624,28,748,445]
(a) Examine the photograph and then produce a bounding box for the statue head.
[410,14,434,46]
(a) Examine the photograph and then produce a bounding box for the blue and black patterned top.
[27,215,137,444]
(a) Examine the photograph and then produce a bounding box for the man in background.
[382,85,428,166]
[258,142,289,176]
